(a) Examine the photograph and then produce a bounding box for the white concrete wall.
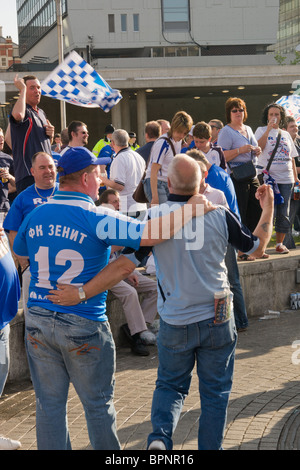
[21,0,279,63]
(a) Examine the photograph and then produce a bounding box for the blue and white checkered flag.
[41,51,122,112]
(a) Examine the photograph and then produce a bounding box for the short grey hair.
[112,129,129,147]
[167,154,201,194]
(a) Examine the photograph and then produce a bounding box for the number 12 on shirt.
[34,246,84,289]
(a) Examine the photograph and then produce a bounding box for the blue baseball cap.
[57,147,103,176]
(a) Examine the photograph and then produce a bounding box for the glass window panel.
[162,0,190,31]
[133,14,139,32]
[165,46,176,56]
[152,47,163,57]
[188,46,200,56]
[177,47,187,56]
[121,14,127,32]
[108,14,115,33]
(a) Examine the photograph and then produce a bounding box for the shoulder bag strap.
[265,130,281,172]
[159,136,176,156]
[227,130,282,172]
[145,136,176,168]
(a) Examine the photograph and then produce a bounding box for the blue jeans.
[148,316,237,450]
[0,325,10,396]
[284,198,299,248]
[25,306,120,450]
[275,183,293,234]
[225,244,248,329]
[143,178,169,203]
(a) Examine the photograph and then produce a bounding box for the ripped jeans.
[25,306,120,450]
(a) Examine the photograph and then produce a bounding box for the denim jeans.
[275,183,293,234]
[225,244,248,330]
[143,178,169,204]
[0,325,10,397]
[148,316,237,450]
[284,197,299,249]
[25,306,120,450]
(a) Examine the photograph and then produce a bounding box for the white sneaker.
[140,329,157,345]
[0,436,21,450]
[275,243,289,254]
[148,440,166,450]
[148,319,160,335]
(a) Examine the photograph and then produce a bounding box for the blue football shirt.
[3,183,59,232]
[13,191,145,321]
[0,234,20,330]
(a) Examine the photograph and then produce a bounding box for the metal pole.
[55,0,66,129]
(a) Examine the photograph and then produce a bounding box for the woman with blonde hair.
[144,111,193,205]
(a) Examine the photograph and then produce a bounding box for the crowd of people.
[0,72,298,451]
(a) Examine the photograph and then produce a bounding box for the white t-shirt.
[110,147,146,213]
[145,134,182,182]
[204,146,222,167]
[254,127,297,184]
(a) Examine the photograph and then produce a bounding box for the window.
[121,14,127,32]
[133,14,139,32]
[162,0,190,32]
[108,14,115,33]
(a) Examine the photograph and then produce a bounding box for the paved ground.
[2,308,300,451]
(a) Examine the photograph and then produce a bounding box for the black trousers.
[231,175,262,232]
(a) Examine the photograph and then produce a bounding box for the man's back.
[110,148,146,212]
[149,199,257,324]
[13,192,143,319]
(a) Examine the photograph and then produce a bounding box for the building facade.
[2,0,298,147]
[18,0,279,63]
[275,0,300,54]
[0,27,21,70]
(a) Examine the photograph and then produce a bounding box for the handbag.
[132,171,148,203]
[228,160,257,182]
[258,131,281,185]
[132,136,176,203]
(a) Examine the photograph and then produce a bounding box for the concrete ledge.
[8,310,30,383]
[238,247,300,317]
[7,248,300,382]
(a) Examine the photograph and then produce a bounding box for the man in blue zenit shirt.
[13,147,209,450]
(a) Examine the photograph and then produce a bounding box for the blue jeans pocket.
[208,317,237,349]
[26,326,48,359]
[159,321,187,350]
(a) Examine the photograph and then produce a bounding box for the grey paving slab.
[2,309,300,451]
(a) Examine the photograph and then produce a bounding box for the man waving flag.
[41,51,122,112]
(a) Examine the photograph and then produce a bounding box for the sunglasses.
[210,125,221,129]
[231,108,244,113]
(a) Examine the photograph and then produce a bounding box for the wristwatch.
[78,286,86,302]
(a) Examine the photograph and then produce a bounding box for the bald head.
[167,154,201,195]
